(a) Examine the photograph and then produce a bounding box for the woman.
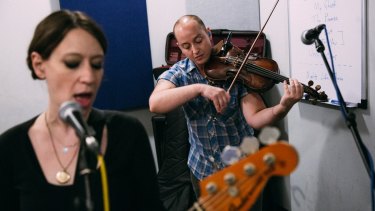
[0,10,164,211]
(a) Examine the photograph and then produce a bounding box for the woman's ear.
[31,52,46,79]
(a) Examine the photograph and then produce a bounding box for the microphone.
[301,24,326,45]
[59,101,89,139]
[59,101,99,154]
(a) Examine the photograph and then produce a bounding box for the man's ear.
[207,27,212,36]
[206,28,213,43]
[31,52,46,79]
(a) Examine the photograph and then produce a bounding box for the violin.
[202,0,327,103]
[204,42,328,103]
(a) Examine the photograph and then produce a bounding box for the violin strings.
[226,56,319,96]
[243,61,319,96]
[226,56,287,82]
[224,56,323,99]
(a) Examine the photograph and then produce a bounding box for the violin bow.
[227,0,280,92]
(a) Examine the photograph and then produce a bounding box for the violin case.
[151,29,268,211]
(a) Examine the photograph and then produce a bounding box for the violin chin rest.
[212,40,224,55]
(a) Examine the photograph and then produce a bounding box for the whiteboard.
[288,0,367,107]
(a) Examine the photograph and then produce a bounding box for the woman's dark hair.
[26,10,108,79]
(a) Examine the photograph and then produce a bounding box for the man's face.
[174,19,212,70]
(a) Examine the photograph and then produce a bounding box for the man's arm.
[241,79,303,130]
[149,79,230,114]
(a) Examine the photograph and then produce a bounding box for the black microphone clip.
[301,24,326,45]
[220,31,233,56]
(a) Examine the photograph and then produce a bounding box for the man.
[149,14,303,207]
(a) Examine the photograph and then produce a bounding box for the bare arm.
[241,79,303,130]
[149,79,230,114]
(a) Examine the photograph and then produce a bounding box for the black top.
[0,109,165,211]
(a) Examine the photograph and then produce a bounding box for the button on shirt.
[158,58,254,180]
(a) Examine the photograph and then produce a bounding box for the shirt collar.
[186,58,198,74]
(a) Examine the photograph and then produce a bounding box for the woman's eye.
[91,62,103,70]
[64,61,80,69]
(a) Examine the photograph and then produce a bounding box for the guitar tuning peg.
[315,85,321,91]
[308,80,314,87]
[258,126,280,145]
[240,136,260,155]
[221,145,242,166]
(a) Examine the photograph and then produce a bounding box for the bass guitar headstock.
[190,142,298,211]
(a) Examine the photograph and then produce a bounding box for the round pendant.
[56,170,71,184]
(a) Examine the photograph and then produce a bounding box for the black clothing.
[0,109,165,211]
[153,108,196,210]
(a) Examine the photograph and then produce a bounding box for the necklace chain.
[44,112,79,184]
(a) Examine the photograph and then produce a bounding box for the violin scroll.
[304,80,328,103]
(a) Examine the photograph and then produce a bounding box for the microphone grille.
[301,30,315,45]
[59,101,81,122]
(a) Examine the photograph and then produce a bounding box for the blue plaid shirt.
[158,58,254,180]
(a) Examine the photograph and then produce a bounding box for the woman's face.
[40,28,104,114]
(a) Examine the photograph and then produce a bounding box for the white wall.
[260,1,375,210]
[0,0,59,133]
[146,0,186,68]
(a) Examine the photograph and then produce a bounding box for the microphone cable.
[98,154,110,211]
[324,27,375,211]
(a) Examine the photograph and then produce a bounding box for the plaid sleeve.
[157,63,183,87]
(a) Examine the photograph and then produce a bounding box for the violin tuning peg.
[315,85,321,91]
[308,80,314,87]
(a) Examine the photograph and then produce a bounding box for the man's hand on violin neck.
[200,84,230,113]
[280,78,304,108]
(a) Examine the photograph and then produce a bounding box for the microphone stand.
[78,136,94,211]
[77,127,99,211]
[313,38,374,180]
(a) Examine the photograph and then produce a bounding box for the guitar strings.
[198,165,272,210]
